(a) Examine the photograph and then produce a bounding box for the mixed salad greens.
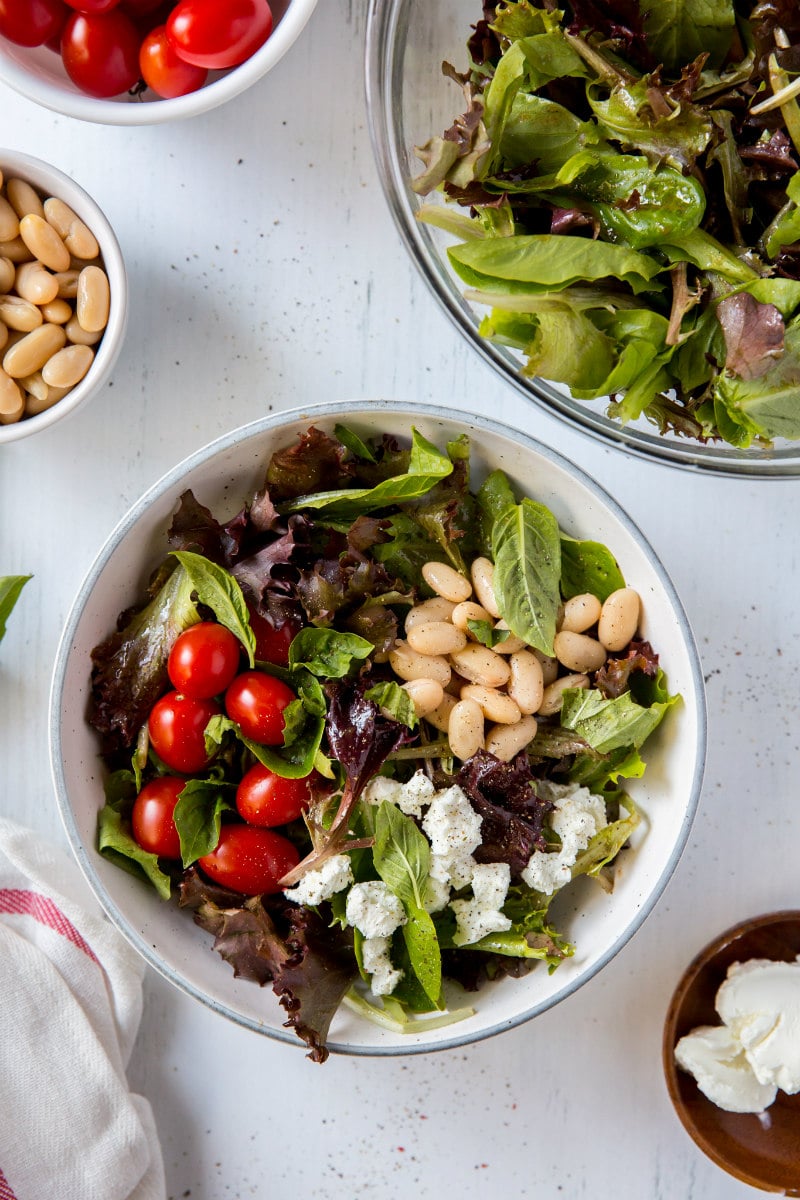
[89,425,678,1060]
[413,0,800,447]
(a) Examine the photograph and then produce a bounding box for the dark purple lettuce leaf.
[595,638,659,699]
[344,604,399,656]
[456,751,554,877]
[265,427,354,502]
[717,293,785,380]
[566,0,654,72]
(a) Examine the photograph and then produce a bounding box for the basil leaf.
[559,536,625,602]
[171,550,255,666]
[372,801,429,911]
[205,712,324,779]
[288,627,373,679]
[173,779,232,867]
[401,905,443,1007]
[364,681,418,730]
[559,686,679,753]
[333,423,377,462]
[0,575,30,643]
[467,619,511,648]
[476,469,517,556]
[97,803,172,900]
[492,498,561,655]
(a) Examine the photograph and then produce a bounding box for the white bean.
[451,600,491,632]
[19,214,71,272]
[0,295,42,332]
[421,560,472,603]
[470,557,501,617]
[553,630,607,674]
[42,343,93,389]
[538,673,590,717]
[460,684,521,725]
[598,588,641,651]
[401,678,444,718]
[6,178,44,220]
[44,196,99,260]
[24,382,71,416]
[0,237,34,263]
[405,596,455,631]
[389,640,451,687]
[491,619,527,654]
[534,648,559,685]
[425,692,457,733]
[0,195,19,243]
[508,650,544,715]
[485,716,538,762]
[3,323,66,378]
[65,314,102,346]
[407,620,467,656]
[561,592,602,633]
[449,643,511,688]
[448,699,485,761]
[76,265,110,332]
[15,260,58,306]
[0,256,14,293]
[0,368,24,423]
[40,298,72,324]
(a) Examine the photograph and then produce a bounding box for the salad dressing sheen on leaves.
[88,425,678,1060]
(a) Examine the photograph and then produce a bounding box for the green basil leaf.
[492,498,561,655]
[364,681,418,730]
[559,686,679,753]
[333,423,377,462]
[467,619,511,648]
[97,804,172,900]
[559,536,625,602]
[173,779,232,868]
[288,627,373,679]
[205,712,324,779]
[372,801,430,911]
[401,905,443,1007]
[476,468,518,556]
[171,550,255,666]
[0,575,30,643]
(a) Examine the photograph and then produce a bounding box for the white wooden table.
[1,4,797,1197]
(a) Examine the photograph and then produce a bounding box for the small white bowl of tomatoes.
[0,0,317,124]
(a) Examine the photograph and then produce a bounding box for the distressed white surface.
[0,2,797,1197]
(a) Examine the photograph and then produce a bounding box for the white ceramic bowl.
[50,400,707,1056]
[0,0,317,126]
[0,149,127,444]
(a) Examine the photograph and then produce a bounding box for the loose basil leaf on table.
[0,575,30,644]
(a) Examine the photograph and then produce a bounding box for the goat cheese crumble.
[283,854,353,907]
[451,862,512,946]
[521,782,607,895]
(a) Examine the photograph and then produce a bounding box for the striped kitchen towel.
[0,817,165,1200]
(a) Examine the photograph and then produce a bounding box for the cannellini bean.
[491,619,527,654]
[64,313,102,346]
[15,260,58,306]
[449,643,510,688]
[53,269,80,298]
[407,620,467,656]
[561,592,602,633]
[405,596,455,631]
[44,197,99,260]
[0,368,24,423]
[76,265,109,332]
[0,256,14,293]
[0,237,34,263]
[448,698,484,761]
[553,630,607,674]
[485,716,538,762]
[508,650,544,715]
[42,343,93,389]
[0,295,43,332]
[538,673,590,717]
[6,178,44,220]
[421,560,472,603]
[24,382,71,416]
[533,648,559,685]
[389,640,451,687]
[3,323,66,378]
[460,684,521,725]
[470,557,500,617]
[0,195,19,243]
[401,678,444,718]
[598,587,641,651]
[19,214,71,272]
[18,370,48,401]
[425,692,457,733]
[451,600,492,632]
[40,298,72,324]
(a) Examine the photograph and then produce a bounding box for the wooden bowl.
[663,912,800,1195]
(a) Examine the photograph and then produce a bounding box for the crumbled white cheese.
[283,854,353,907]
[451,862,512,947]
[361,935,404,996]
[422,784,483,891]
[716,958,800,1095]
[521,782,607,895]
[423,874,451,914]
[674,1024,778,1114]
[363,770,436,819]
[345,880,407,939]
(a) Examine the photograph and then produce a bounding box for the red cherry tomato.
[148,691,220,773]
[64,0,120,13]
[198,824,299,895]
[0,0,68,47]
[247,607,299,668]
[131,776,184,858]
[166,0,273,69]
[139,23,207,97]
[60,9,140,98]
[167,622,241,699]
[225,670,295,745]
[235,763,314,828]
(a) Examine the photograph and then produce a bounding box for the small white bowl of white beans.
[0,149,127,444]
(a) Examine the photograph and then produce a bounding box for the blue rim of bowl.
[363,0,800,479]
[49,398,707,1055]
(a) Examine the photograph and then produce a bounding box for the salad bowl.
[365,0,800,477]
[50,400,706,1056]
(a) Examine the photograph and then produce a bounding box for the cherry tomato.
[198,824,299,895]
[247,607,299,668]
[131,776,184,858]
[0,0,68,47]
[139,23,207,97]
[64,0,121,13]
[235,763,314,828]
[166,0,273,70]
[225,670,295,745]
[60,9,140,98]
[167,622,241,699]
[147,690,220,774]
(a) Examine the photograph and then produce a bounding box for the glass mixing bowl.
[364,0,800,477]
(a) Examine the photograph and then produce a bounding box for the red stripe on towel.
[0,1167,18,1199]
[0,889,99,964]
